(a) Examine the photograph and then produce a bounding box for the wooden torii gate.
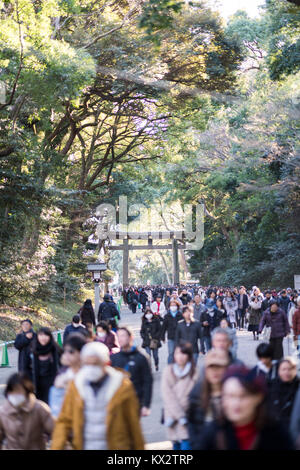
[107,231,187,288]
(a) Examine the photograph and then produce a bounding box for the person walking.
[187,348,230,449]
[111,326,153,417]
[219,318,238,360]
[14,319,36,376]
[251,343,278,382]
[248,294,263,341]
[63,314,88,345]
[223,291,239,328]
[196,365,294,450]
[236,286,249,330]
[161,300,183,364]
[97,293,120,323]
[268,356,299,432]
[29,327,62,404]
[161,343,199,450]
[49,333,87,418]
[140,309,162,371]
[0,373,54,450]
[151,294,166,318]
[51,342,144,450]
[78,299,96,328]
[175,306,202,364]
[259,300,290,360]
[95,321,120,354]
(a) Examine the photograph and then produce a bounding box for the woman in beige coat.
[161,342,199,450]
[0,372,54,449]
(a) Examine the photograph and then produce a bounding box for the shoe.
[155,365,159,371]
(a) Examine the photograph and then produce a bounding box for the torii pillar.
[172,239,180,285]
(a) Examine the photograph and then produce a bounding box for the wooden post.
[123,238,129,289]
[172,239,179,285]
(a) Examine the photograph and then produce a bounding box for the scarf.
[34,341,55,356]
[172,362,192,378]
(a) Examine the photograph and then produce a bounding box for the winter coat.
[140,317,162,349]
[223,297,238,323]
[187,380,223,450]
[138,292,148,305]
[196,418,294,450]
[175,320,202,353]
[30,345,61,403]
[200,311,216,337]
[161,312,183,341]
[279,295,290,314]
[78,305,95,326]
[292,308,300,336]
[51,367,144,450]
[95,330,120,354]
[63,323,88,345]
[236,294,249,312]
[0,394,54,449]
[14,330,36,376]
[259,307,290,339]
[111,347,153,408]
[268,376,299,430]
[161,364,199,441]
[193,303,207,322]
[150,301,166,316]
[248,298,263,326]
[98,300,120,323]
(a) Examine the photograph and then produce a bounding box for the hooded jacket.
[51,366,144,450]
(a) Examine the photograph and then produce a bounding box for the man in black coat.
[111,326,153,417]
[262,290,273,312]
[63,314,88,345]
[98,293,120,322]
[14,319,36,375]
[161,303,183,363]
[236,286,249,330]
[278,290,290,315]
[179,288,192,306]
[175,306,202,364]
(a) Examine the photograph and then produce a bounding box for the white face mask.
[81,365,104,382]
[170,306,177,313]
[145,313,153,320]
[8,394,27,408]
[97,332,106,338]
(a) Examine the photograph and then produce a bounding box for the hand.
[141,406,151,417]
[26,332,33,339]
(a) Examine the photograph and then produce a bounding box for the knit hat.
[205,348,230,368]
[80,342,110,364]
[222,365,267,395]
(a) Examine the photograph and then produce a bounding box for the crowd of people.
[0,283,300,450]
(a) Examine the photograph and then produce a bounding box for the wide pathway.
[0,304,296,449]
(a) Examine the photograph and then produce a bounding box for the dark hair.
[221,365,267,430]
[256,343,273,359]
[108,318,118,330]
[270,299,279,306]
[72,315,80,324]
[5,372,34,398]
[64,333,87,351]
[32,327,61,355]
[182,306,191,315]
[174,341,195,377]
[96,321,110,334]
[21,318,32,326]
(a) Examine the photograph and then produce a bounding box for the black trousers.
[270,337,284,360]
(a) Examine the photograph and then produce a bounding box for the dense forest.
[0,0,299,307]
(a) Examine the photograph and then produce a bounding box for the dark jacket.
[14,331,36,375]
[78,305,95,326]
[251,360,279,383]
[187,380,222,450]
[262,297,273,312]
[111,346,153,408]
[279,295,290,314]
[200,311,219,337]
[161,312,183,341]
[140,317,162,349]
[179,294,192,306]
[63,324,88,345]
[236,294,249,312]
[98,300,120,322]
[138,291,148,305]
[195,418,294,450]
[175,320,202,353]
[268,376,300,430]
[259,307,290,339]
[30,345,62,403]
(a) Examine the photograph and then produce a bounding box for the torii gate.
[107,231,187,288]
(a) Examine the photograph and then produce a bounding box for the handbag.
[150,338,159,349]
[262,325,271,342]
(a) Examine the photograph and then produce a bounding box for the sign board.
[294,275,300,291]
[87,263,107,271]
